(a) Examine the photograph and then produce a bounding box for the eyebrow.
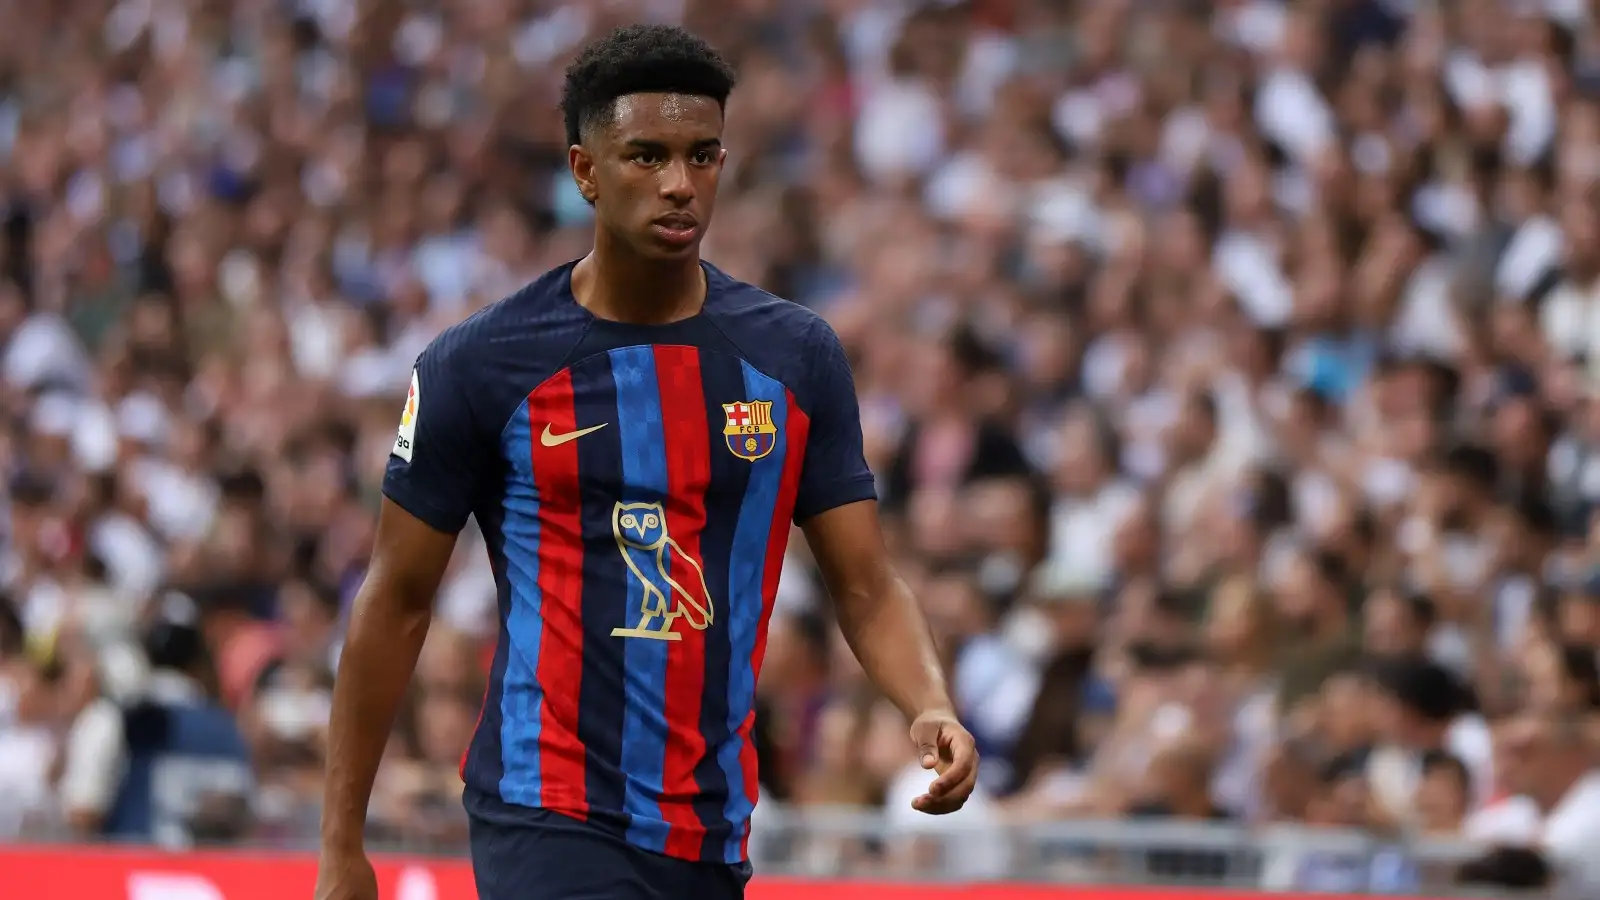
[624,138,722,152]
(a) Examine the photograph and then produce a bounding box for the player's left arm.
[793,320,978,815]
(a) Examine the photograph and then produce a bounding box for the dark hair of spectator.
[1456,846,1551,890]
[1007,646,1092,791]
[0,593,23,658]
[1349,506,1378,547]
[1403,590,1438,631]
[947,324,1003,377]
[8,470,55,508]
[1317,748,1369,786]
[560,25,738,149]
[1438,442,1499,490]
[1249,469,1293,532]
[1187,389,1219,426]
[1311,548,1352,595]
[144,616,206,674]
[1509,491,1559,538]
[1558,644,1600,709]
[218,468,267,505]
[1420,749,1470,792]
[1369,656,1468,722]
[308,579,344,619]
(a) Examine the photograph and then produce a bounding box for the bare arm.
[803,500,949,719]
[319,498,458,855]
[803,499,978,813]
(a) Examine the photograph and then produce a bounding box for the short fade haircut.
[560,24,737,149]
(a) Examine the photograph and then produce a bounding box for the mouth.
[651,214,699,246]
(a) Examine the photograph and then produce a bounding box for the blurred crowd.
[6,0,1600,893]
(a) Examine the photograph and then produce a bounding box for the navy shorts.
[466,792,752,900]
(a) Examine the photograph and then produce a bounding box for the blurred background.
[4,0,1600,896]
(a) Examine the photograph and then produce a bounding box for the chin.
[638,235,702,262]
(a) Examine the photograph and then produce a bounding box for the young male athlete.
[315,24,977,900]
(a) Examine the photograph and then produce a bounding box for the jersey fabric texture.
[382,260,876,865]
[466,799,752,900]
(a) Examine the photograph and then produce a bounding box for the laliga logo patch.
[393,369,420,462]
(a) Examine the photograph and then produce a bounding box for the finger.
[930,752,974,794]
[913,790,969,815]
[930,735,978,794]
[934,755,979,797]
[930,756,979,800]
[948,766,980,804]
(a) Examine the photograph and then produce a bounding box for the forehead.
[604,93,723,143]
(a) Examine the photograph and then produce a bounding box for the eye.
[644,514,660,528]
[691,148,717,165]
[621,514,637,528]
[632,150,663,166]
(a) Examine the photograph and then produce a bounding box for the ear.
[569,144,598,204]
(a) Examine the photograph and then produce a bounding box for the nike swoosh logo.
[541,422,608,447]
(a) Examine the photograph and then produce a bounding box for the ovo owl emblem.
[610,501,714,641]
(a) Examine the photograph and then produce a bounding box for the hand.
[907,708,979,815]
[314,849,378,900]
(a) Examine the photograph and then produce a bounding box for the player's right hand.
[908,708,980,815]
[313,850,379,900]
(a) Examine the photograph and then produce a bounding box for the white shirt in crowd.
[0,719,55,838]
[883,761,1008,878]
[1540,275,1600,371]
[1464,771,1600,897]
[58,670,207,822]
[1367,714,1495,825]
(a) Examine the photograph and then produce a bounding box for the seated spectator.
[1288,751,1421,894]
[0,638,63,838]
[87,592,254,848]
[1365,656,1493,825]
[1361,586,1437,661]
[1473,712,1600,896]
[1414,749,1472,837]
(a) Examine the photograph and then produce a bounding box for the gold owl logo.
[610,501,714,641]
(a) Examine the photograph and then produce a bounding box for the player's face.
[575,93,726,261]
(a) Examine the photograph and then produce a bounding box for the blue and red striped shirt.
[381,261,876,864]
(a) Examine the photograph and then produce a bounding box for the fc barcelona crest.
[722,400,777,461]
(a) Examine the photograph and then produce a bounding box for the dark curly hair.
[560,24,737,149]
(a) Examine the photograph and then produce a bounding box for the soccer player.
[315,24,978,900]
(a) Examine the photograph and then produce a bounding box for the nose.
[659,159,694,205]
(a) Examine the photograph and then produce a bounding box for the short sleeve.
[793,319,877,522]
[381,336,489,534]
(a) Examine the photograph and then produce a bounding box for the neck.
[1535,764,1588,811]
[574,231,705,325]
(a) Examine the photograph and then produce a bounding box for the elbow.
[831,562,899,621]
[356,564,438,620]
